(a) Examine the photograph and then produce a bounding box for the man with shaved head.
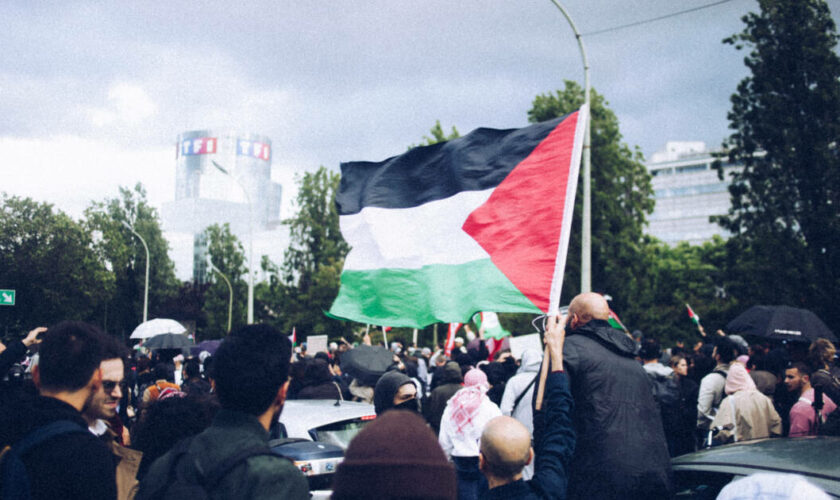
[562,293,672,499]
[479,314,574,499]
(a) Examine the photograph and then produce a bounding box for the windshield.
[311,419,371,450]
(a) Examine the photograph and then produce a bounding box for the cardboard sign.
[307,334,329,354]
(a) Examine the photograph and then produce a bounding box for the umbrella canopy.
[130,318,187,339]
[190,339,222,356]
[340,345,396,386]
[143,333,194,350]
[726,305,837,343]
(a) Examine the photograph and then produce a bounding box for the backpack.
[0,420,88,500]
[136,437,279,500]
[650,374,681,410]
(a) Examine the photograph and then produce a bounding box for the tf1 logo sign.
[180,137,217,156]
[238,140,271,161]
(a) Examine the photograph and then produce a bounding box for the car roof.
[672,437,840,494]
[279,399,376,440]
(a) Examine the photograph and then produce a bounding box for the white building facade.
[646,141,741,246]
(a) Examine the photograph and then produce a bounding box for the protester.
[710,362,781,443]
[332,410,457,500]
[296,358,344,399]
[641,338,673,378]
[561,292,672,499]
[697,336,739,437]
[479,314,574,500]
[373,370,419,415]
[136,324,308,499]
[80,336,142,500]
[785,362,837,437]
[808,339,840,404]
[663,354,699,456]
[0,321,116,500]
[746,351,778,398]
[439,368,502,500]
[499,349,542,479]
[181,357,211,396]
[424,361,464,435]
[141,362,181,404]
[0,327,44,378]
[131,393,219,481]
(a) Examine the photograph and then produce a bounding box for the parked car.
[671,436,840,498]
[270,399,376,498]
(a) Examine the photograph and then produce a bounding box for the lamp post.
[212,160,255,324]
[122,221,150,323]
[208,260,233,334]
[548,0,592,293]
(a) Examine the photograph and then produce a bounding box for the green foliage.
[0,195,111,336]
[528,81,655,317]
[408,120,461,149]
[262,167,352,340]
[84,184,178,339]
[202,223,247,338]
[716,0,840,327]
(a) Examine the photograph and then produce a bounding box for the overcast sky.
[3,0,838,228]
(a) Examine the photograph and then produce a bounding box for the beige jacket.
[711,390,782,443]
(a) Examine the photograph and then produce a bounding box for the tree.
[408,120,461,150]
[84,184,179,339]
[529,81,655,319]
[0,195,111,336]
[267,166,351,339]
[716,0,840,327]
[202,223,247,338]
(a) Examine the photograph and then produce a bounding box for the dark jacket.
[137,408,308,500]
[0,394,117,500]
[562,320,672,499]
[481,371,575,500]
[424,362,463,434]
[297,380,343,400]
[0,339,28,376]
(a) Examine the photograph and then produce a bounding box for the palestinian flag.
[445,322,462,357]
[607,309,628,333]
[472,312,511,341]
[328,108,587,328]
[686,304,701,326]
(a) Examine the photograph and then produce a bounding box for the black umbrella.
[340,345,396,386]
[143,333,195,350]
[726,305,837,343]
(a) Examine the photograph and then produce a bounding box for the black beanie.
[331,410,456,500]
[373,371,413,415]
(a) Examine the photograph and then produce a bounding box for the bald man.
[562,293,672,499]
[479,314,574,499]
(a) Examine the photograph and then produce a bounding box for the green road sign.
[0,289,15,306]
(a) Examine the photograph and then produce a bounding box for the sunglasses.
[102,380,127,393]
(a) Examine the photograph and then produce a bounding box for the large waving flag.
[328,108,587,328]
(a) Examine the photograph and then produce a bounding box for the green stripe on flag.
[328,260,540,328]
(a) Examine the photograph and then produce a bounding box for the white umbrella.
[130,318,186,339]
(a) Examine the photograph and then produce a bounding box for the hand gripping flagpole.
[548,0,592,294]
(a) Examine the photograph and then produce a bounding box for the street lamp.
[548,0,592,293]
[122,220,150,323]
[208,260,233,334]
[212,160,255,324]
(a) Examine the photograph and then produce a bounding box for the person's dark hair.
[37,321,108,392]
[304,358,333,386]
[100,334,128,362]
[639,338,661,361]
[136,355,151,373]
[313,351,330,364]
[714,337,739,364]
[152,363,171,382]
[184,358,201,380]
[214,324,292,415]
[132,394,220,481]
[788,361,812,378]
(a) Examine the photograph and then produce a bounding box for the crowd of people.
[1,291,838,499]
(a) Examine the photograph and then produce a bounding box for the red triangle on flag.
[462,111,581,313]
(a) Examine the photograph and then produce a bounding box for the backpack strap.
[1,420,87,500]
[513,374,539,412]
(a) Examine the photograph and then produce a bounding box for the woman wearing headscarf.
[438,368,502,500]
[711,362,782,443]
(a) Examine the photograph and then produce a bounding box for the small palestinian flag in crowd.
[289,327,296,347]
[686,304,701,326]
[608,309,629,333]
[445,322,462,357]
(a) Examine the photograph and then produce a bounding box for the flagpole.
[548,0,591,293]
